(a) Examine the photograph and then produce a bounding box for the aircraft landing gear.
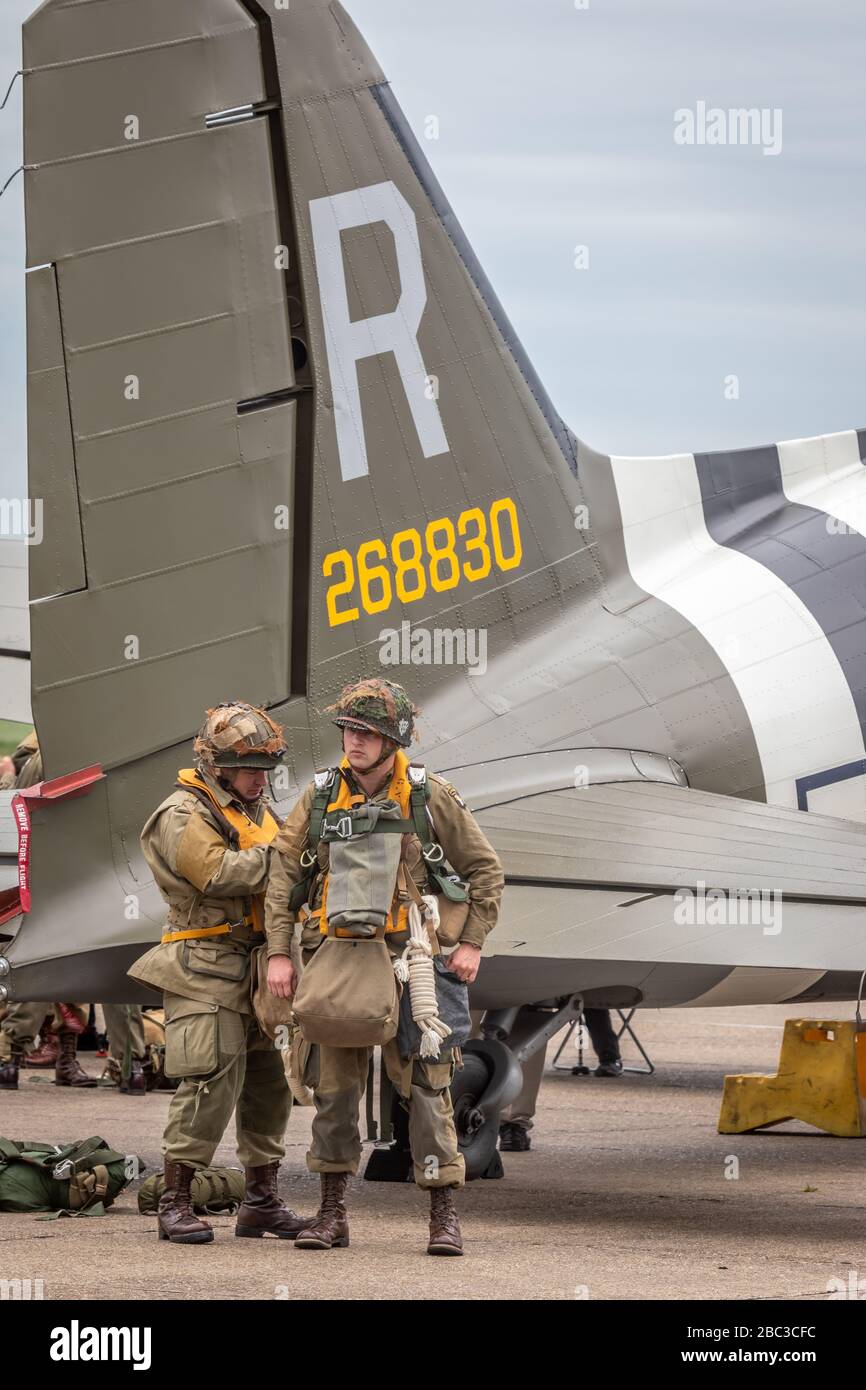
[451,1039,522,1179]
[363,1038,522,1182]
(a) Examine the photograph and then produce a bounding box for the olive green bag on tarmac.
[0,1136,133,1217]
[137,1167,245,1215]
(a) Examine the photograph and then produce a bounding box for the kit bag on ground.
[0,1136,134,1216]
[137,1166,245,1215]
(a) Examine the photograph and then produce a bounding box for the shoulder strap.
[407,764,438,852]
[307,767,341,854]
[176,781,240,849]
[287,768,342,909]
[406,766,470,903]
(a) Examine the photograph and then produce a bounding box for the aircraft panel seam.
[34,624,269,694]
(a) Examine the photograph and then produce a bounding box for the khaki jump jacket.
[128,767,278,1013]
[265,765,504,959]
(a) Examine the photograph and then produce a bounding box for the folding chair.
[552,1007,654,1075]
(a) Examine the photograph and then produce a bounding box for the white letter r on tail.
[309,181,449,481]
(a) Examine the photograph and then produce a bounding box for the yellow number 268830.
[323,497,523,627]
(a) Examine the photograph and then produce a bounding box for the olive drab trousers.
[161,994,291,1169]
[0,1000,50,1056]
[307,1039,466,1189]
[0,1000,88,1057]
[101,1003,146,1063]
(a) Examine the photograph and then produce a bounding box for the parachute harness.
[394,893,452,1059]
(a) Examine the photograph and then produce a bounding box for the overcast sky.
[1,0,864,507]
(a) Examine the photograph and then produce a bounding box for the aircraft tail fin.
[22,0,588,779]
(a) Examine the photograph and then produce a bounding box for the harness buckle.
[333,814,354,840]
[422,842,445,864]
[300,848,316,869]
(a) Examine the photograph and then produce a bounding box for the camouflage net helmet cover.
[325,678,419,748]
[11,729,39,776]
[193,702,286,770]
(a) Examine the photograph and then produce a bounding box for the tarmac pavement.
[1,1002,864,1301]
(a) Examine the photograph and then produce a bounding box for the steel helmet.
[193,702,286,770]
[325,678,419,748]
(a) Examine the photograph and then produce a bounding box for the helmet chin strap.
[344,732,398,777]
[369,737,398,771]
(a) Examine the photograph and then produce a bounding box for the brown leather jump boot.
[157,1160,214,1244]
[0,1046,23,1090]
[427,1186,464,1256]
[119,1057,148,1095]
[294,1172,350,1249]
[235,1162,309,1239]
[55,1030,97,1087]
[23,1032,60,1068]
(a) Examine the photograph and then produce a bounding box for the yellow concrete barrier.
[718,1018,866,1137]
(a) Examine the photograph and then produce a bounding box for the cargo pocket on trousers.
[164,999,219,1078]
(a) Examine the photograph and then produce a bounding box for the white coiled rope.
[393,893,452,1058]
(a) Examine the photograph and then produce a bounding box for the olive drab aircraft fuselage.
[2,0,866,1036]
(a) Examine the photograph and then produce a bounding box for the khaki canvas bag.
[250,942,296,1041]
[291,927,399,1047]
[398,860,469,948]
[429,893,469,947]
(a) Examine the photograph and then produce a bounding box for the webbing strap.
[308,768,341,853]
[364,1055,377,1141]
[408,776,432,844]
[161,923,234,944]
[287,767,345,912]
[320,811,414,840]
[408,775,469,903]
[177,780,240,848]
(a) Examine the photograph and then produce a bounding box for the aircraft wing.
[5,743,866,1009]
[463,761,866,1009]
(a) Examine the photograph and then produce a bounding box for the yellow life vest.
[315,750,413,938]
[161,769,280,943]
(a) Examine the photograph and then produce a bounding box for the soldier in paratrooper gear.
[99,1003,149,1094]
[128,702,309,1244]
[266,678,504,1256]
[0,733,96,1091]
